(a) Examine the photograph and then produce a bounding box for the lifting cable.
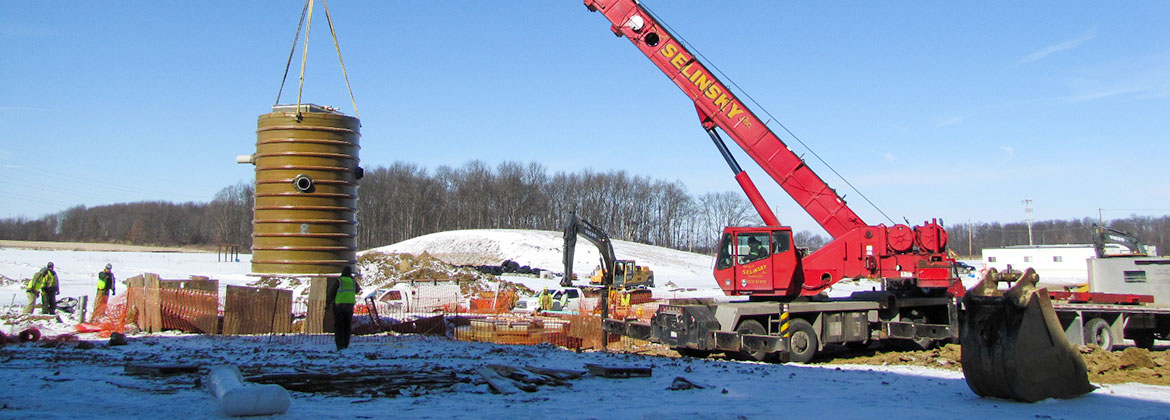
[274,0,360,120]
[642,3,896,226]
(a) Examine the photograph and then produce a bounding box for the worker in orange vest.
[326,266,361,351]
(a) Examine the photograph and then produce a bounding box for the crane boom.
[585,0,864,238]
[587,0,956,297]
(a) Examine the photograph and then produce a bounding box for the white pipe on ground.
[206,365,291,417]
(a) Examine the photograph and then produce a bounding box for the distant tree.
[794,230,828,251]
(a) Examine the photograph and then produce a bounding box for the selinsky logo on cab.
[659,41,746,121]
[741,265,766,276]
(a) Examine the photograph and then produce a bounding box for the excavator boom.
[562,211,617,288]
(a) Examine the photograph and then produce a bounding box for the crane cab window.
[772,231,792,254]
[737,232,771,265]
[715,233,734,270]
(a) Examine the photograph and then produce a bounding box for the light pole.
[1022,199,1034,246]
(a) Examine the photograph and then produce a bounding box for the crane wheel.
[787,319,818,363]
[734,320,771,362]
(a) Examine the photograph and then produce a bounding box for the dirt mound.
[820,343,1170,386]
[820,344,963,370]
[357,251,534,296]
[1079,345,1170,385]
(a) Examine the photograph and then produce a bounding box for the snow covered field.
[5,333,1170,419]
[3,231,1170,418]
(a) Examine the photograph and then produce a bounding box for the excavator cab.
[961,267,1095,402]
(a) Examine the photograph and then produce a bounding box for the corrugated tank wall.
[250,104,361,275]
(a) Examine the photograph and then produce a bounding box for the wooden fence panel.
[223,285,292,335]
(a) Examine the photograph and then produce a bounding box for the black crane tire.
[787,319,819,363]
[735,319,772,362]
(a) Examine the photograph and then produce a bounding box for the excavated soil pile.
[1079,346,1170,386]
[821,344,964,371]
[357,251,534,296]
[820,343,1170,386]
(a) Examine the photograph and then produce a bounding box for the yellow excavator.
[562,211,653,289]
[589,260,654,289]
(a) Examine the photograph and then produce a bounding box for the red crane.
[586,0,957,298]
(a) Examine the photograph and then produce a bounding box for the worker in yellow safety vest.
[22,269,43,314]
[538,288,553,312]
[94,263,116,319]
[326,266,362,351]
[32,262,59,315]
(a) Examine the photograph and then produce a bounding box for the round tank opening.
[644,32,660,47]
[293,174,315,193]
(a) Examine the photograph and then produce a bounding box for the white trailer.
[982,244,1129,286]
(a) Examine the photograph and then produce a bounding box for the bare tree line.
[948,216,1170,258]
[356,161,756,252]
[1,160,1166,259]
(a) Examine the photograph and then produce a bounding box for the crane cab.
[714,227,801,296]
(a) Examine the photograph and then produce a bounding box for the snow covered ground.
[4,333,1170,419]
[3,232,1170,418]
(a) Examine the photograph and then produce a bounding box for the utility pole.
[1098,208,1104,226]
[968,219,973,257]
[1022,199,1034,246]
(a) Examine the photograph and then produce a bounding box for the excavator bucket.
[960,268,1095,402]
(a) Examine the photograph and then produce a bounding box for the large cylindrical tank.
[249,104,360,275]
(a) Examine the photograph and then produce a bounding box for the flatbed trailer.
[1052,300,1170,350]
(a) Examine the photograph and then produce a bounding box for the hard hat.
[106,263,113,270]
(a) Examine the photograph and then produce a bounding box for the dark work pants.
[41,288,58,315]
[332,303,354,350]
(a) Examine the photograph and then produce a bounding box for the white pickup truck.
[512,287,587,314]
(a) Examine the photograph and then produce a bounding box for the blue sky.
[2,1,1168,236]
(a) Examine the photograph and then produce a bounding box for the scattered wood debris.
[584,363,652,378]
[522,365,586,381]
[477,366,524,394]
[245,369,462,398]
[476,365,593,395]
[125,364,201,376]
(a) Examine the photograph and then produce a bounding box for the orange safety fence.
[68,275,665,355]
[76,292,129,337]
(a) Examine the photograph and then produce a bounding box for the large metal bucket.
[961,268,1095,402]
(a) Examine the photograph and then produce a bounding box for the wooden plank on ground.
[583,363,652,378]
[476,366,523,394]
[124,364,201,376]
[522,366,587,381]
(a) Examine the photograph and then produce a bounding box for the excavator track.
[960,268,1095,402]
